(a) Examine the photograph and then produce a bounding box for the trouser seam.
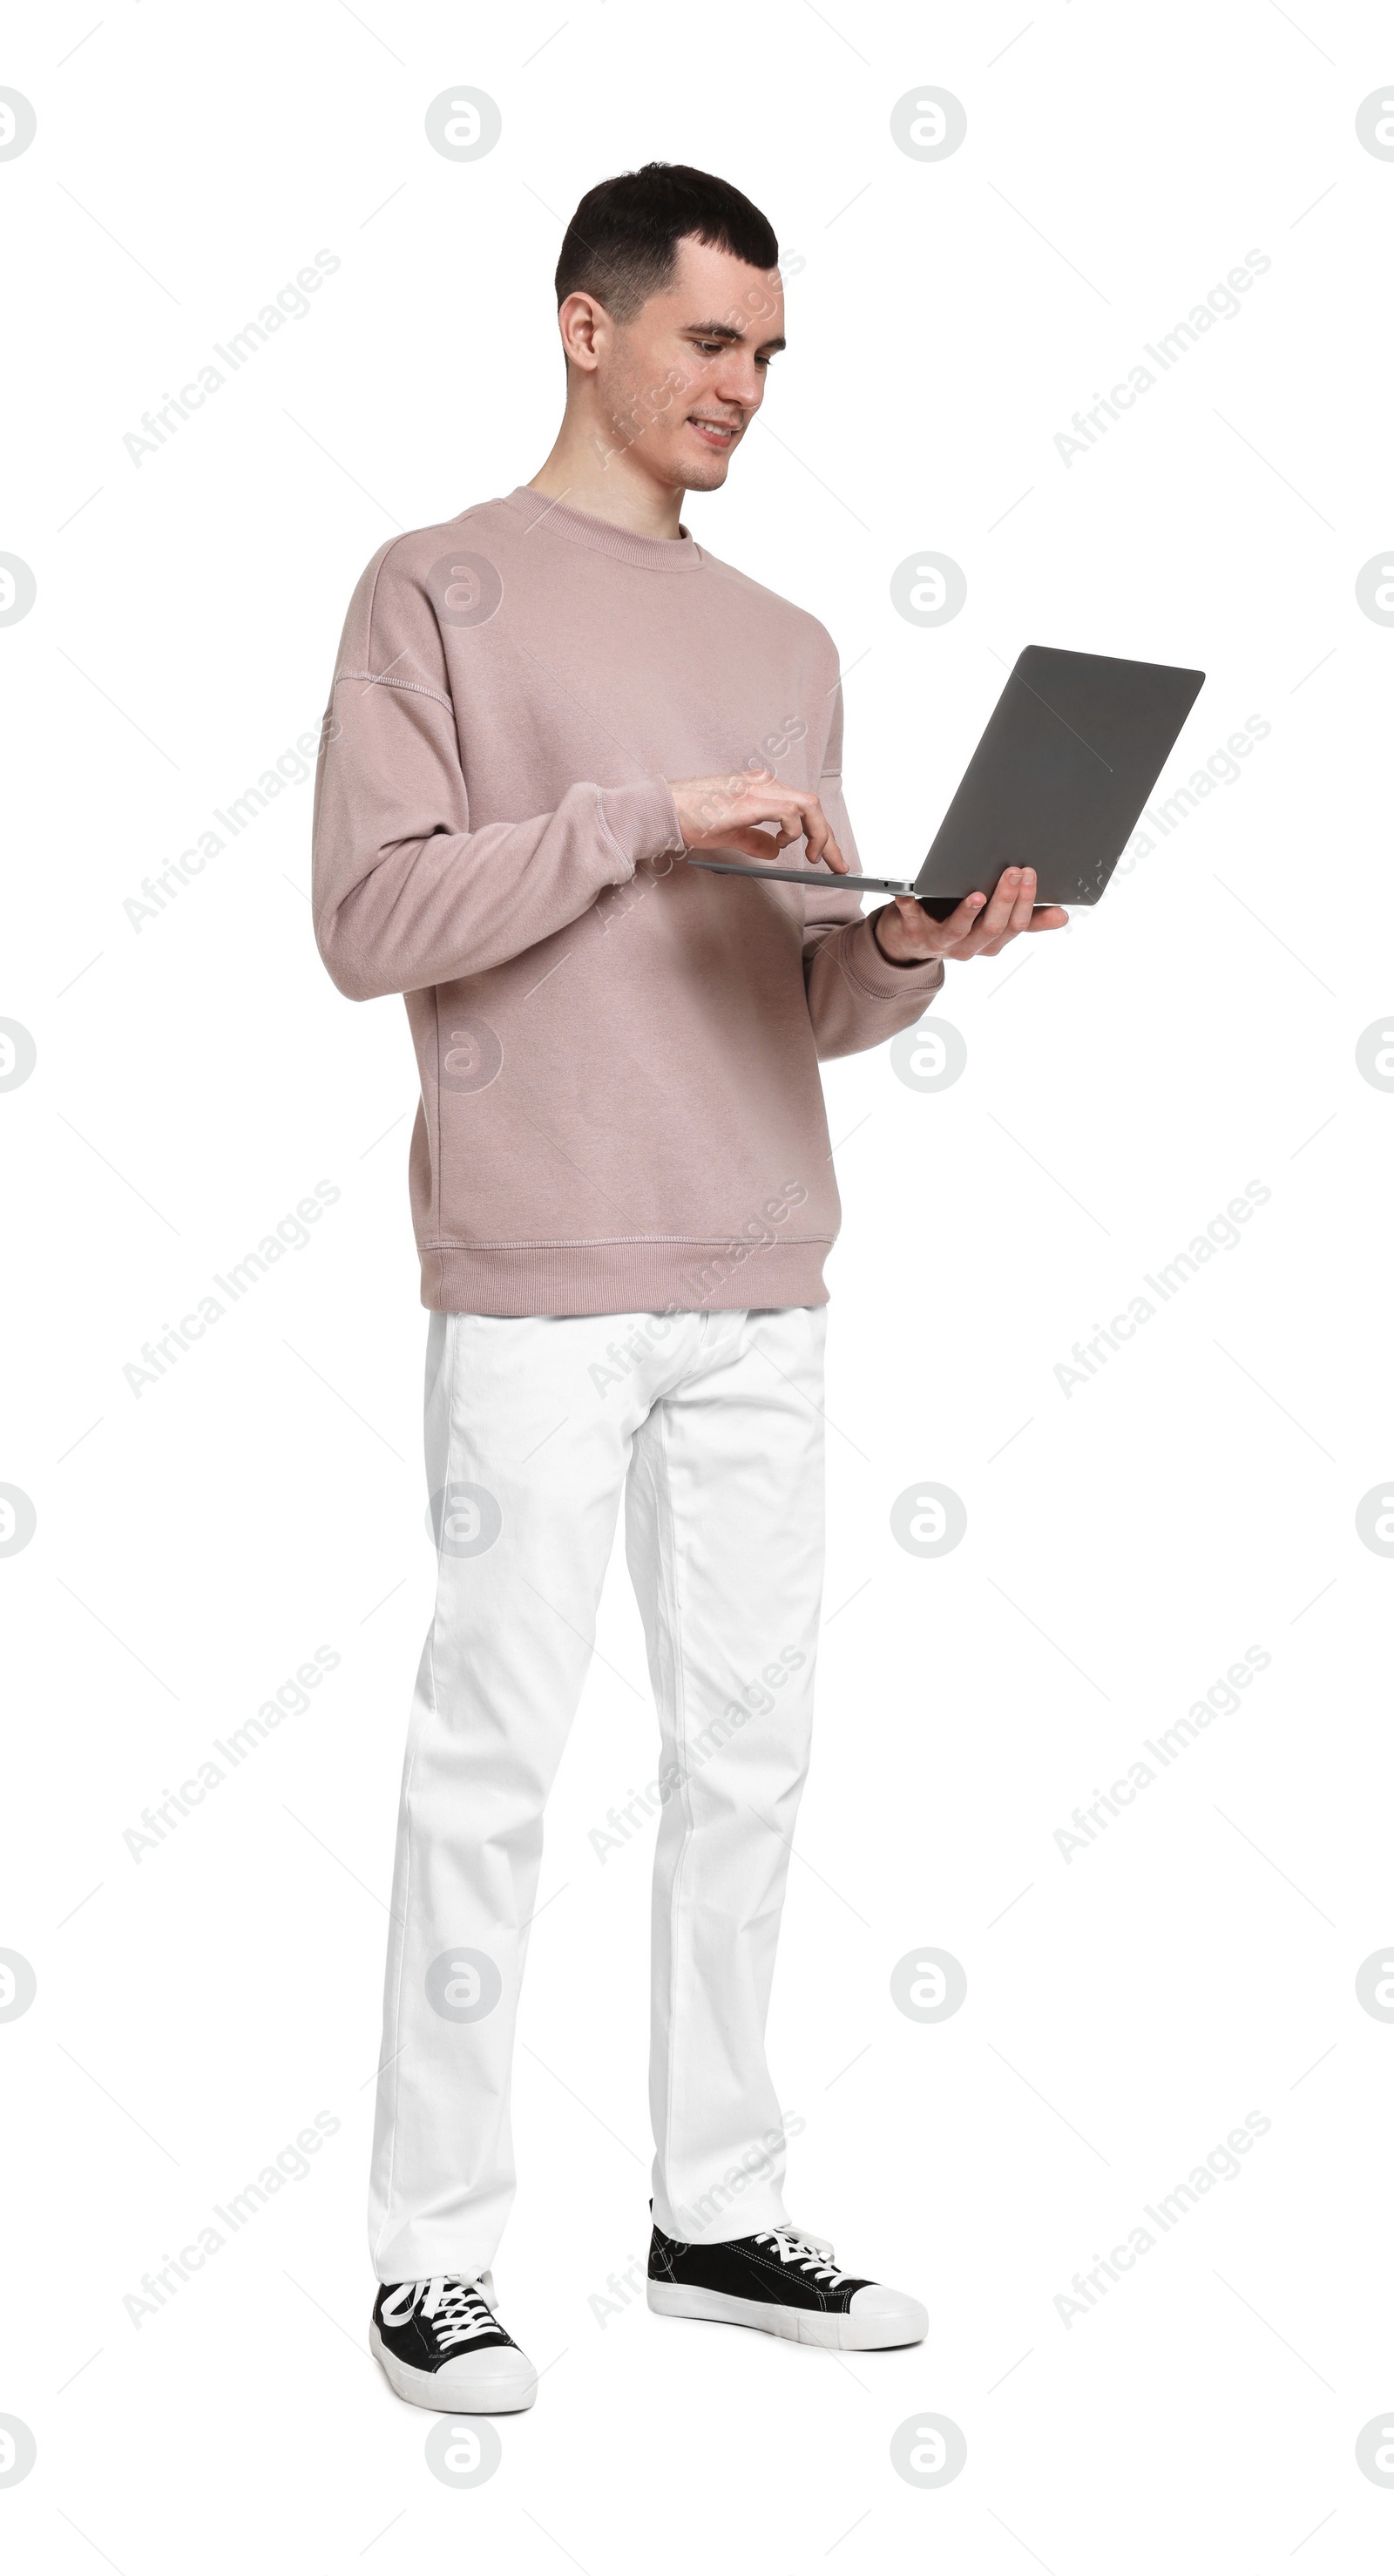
[373,1311,458,2278]
[653,1390,694,2206]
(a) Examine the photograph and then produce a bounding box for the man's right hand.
[669,769,848,872]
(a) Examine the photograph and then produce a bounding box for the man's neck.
[528,419,687,540]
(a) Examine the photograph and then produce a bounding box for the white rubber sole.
[646,2280,928,2350]
[370,2321,538,2412]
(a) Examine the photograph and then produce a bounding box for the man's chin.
[680,444,734,491]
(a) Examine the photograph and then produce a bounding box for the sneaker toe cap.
[434,2345,538,2407]
[848,2283,929,2340]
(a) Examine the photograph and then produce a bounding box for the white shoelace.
[382,2275,500,2350]
[753,2230,849,2288]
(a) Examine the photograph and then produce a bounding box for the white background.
[4,1,1394,2567]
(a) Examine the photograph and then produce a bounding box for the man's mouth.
[687,416,741,449]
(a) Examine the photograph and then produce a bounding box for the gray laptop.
[688,645,1206,920]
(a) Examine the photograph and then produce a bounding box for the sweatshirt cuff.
[842,912,946,1000]
[595,776,687,876]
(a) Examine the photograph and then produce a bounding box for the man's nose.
[710,352,763,412]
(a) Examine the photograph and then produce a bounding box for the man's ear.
[558,290,607,375]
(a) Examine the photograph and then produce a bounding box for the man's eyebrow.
[682,319,787,352]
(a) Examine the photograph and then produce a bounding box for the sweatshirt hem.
[418,1237,834,1318]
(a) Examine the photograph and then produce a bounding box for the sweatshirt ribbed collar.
[502,485,702,572]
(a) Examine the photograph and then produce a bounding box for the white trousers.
[369,1303,827,2285]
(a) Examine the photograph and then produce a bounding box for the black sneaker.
[647,2220,927,2349]
[370,2271,537,2411]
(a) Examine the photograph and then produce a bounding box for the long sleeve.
[311,539,684,1000]
[800,685,944,1061]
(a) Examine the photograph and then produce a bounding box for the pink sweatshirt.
[311,487,944,1315]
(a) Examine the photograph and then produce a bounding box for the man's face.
[593,234,786,493]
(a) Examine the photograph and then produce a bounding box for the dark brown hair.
[555,162,779,322]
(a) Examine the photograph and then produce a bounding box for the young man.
[312,162,1064,2415]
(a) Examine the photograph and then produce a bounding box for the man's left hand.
[873,866,1068,964]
